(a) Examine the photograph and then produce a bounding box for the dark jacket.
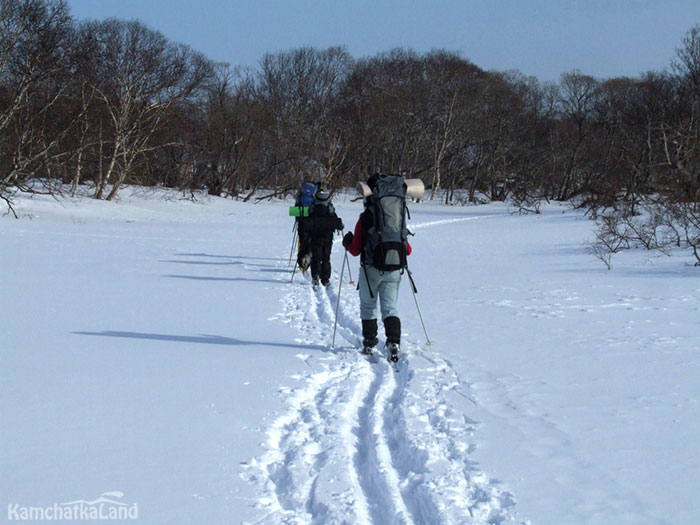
[304,202,343,244]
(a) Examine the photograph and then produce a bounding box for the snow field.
[242,235,514,524]
[2,187,699,524]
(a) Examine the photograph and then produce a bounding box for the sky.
[65,0,700,83]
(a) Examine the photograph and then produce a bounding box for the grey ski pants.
[359,265,401,320]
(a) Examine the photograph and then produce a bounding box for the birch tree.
[80,18,213,200]
[255,46,353,194]
[0,0,73,211]
[198,63,257,197]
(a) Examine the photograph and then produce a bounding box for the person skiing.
[342,174,412,362]
[294,180,318,274]
[306,188,344,288]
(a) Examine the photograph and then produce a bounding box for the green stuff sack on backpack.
[289,206,310,217]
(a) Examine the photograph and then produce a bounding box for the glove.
[342,232,354,249]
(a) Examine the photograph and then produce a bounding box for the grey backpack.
[310,190,335,217]
[362,175,409,271]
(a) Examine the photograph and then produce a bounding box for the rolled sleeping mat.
[356,181,372,197]
[289,206,310,217]
[356,178,425,199]
[405,178,425,199]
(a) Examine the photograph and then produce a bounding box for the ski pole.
[406,268,432,345]
[343,246,354,284]
[290,261,297,283]
[331,250,347,348]
[288,223,298,266]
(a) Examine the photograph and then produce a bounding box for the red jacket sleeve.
[346,217,413,257]
[346,218,364,256]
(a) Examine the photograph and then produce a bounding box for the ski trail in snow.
[242,273,375,524]
[401,348,516,522]
[411,214,499,231]
[318,284,413,524]
[243,217,515,524]
[351,349,418,525]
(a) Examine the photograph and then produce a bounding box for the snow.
[1,187,699,524]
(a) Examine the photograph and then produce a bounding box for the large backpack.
[362,175,409,272]
[310,189,335,217]
[307,190,342,237]
[298,182,318,207]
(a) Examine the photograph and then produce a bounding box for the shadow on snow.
[162,274,285,284]
[173,252,285,262]
[73,330,327,352]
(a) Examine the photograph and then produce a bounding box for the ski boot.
[387,342,399,363]
[299,253,311,275]
[362,337,378,355]
[312,277,320,290]
[383,316,401,363]
[361,319,378,356]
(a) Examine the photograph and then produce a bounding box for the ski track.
[242,219,515,524]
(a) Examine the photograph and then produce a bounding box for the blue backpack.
[298,182,318,207]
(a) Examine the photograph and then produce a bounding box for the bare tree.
[78,18,213,200]
[0,0,74,213]
[197,63,257,197]
[674,23,700,95]
[555,71,601,201]
[340,49,433,178]
[422,50,480,201]
[254,46,353,196]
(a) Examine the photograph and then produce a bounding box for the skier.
[306,188,344,288]
[294,180,318,274]
[342,174,412,362]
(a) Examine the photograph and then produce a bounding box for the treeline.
[1,0,699,262]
